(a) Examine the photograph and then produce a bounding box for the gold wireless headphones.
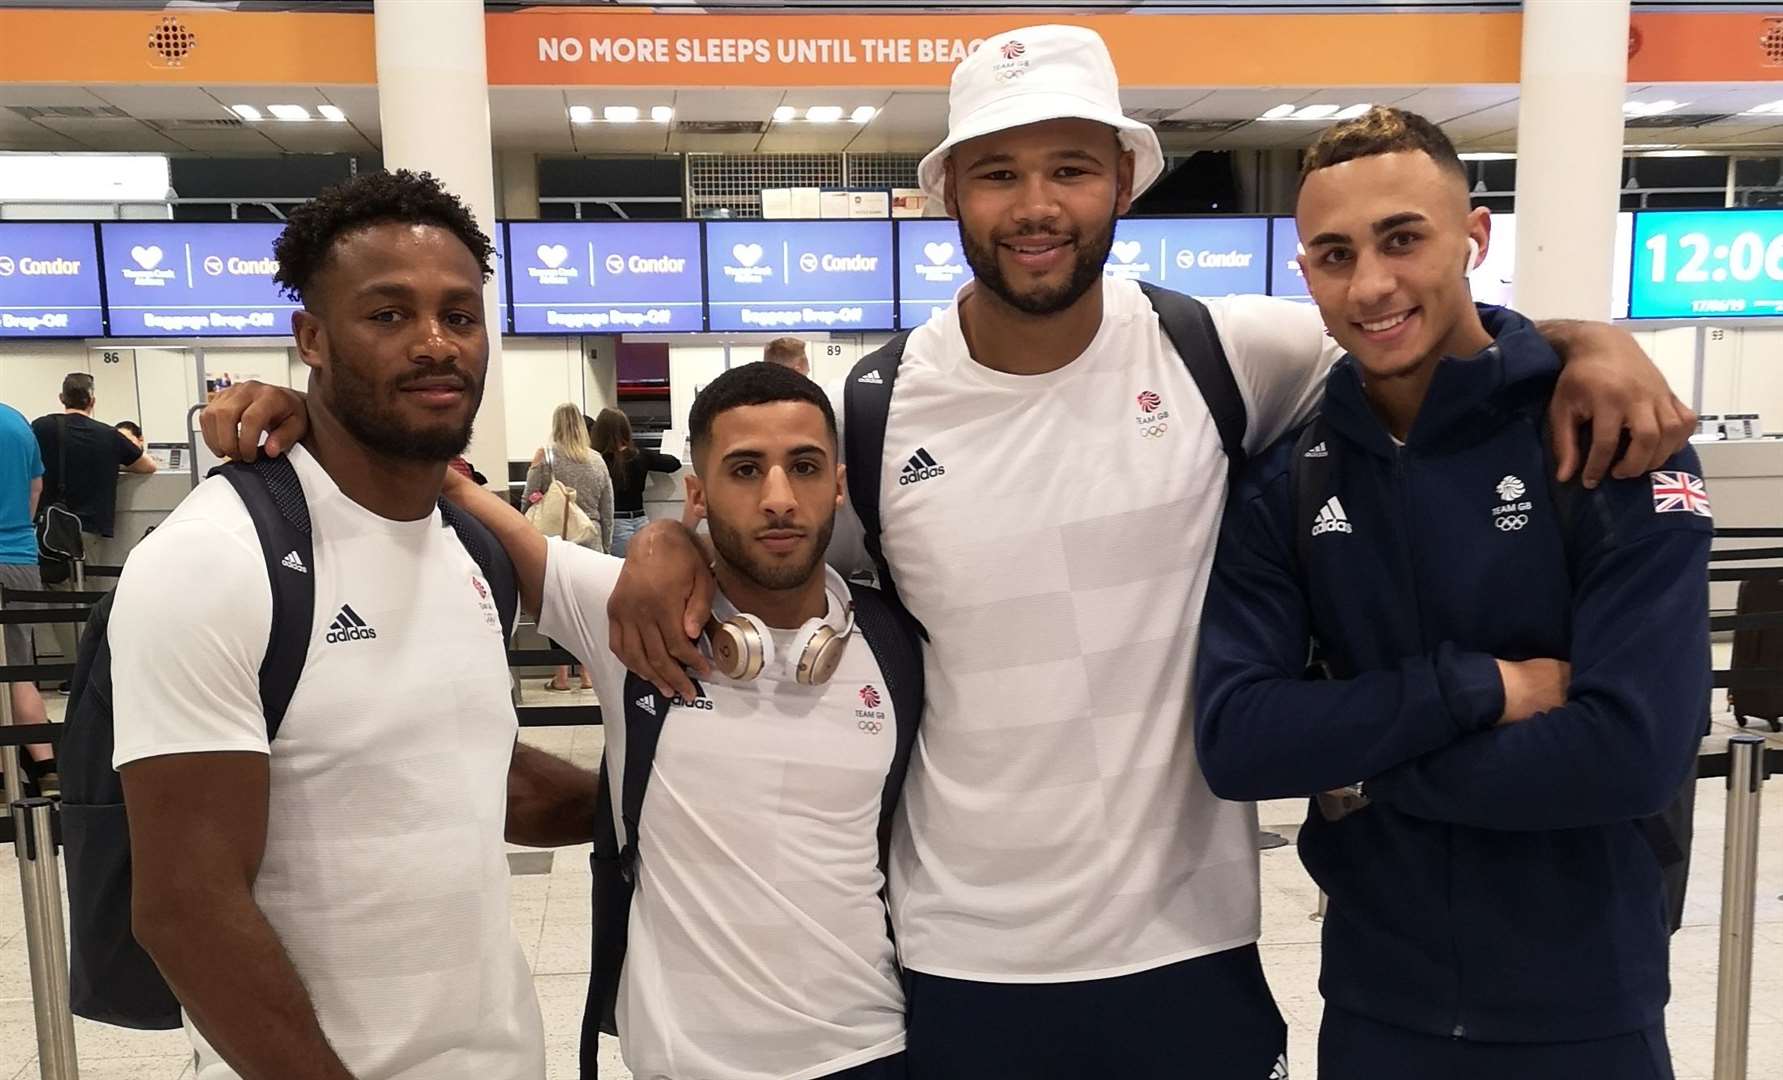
[704,569,857,685]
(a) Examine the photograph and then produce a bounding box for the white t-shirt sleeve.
[110,515,274,769]
[536,538,627,682]
[1204,294,1342,454]
[823,375,873,577]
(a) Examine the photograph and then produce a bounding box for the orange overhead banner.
[484,10,1524,88]
[0,6,1776,88]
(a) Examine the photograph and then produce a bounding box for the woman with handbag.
[524,403,612,691]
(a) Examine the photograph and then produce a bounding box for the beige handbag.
[524,449,599,547]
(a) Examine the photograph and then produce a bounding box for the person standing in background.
[0,401,54,789]
[764,337,811,378]
[528,402,613,692]
[590,407,680,558]
[33,372,156,665]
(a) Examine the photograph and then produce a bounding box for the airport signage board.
[0,223,104,337]
[705,220,894,332]
[507,221,704,334]
[98,222,295,337]
[1630,210,1783,319]
[1102,217,1269,297]
[896,218,970,329]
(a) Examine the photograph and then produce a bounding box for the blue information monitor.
[896,219,971,329]
[1102,217,1269,296]
[1267,217,1313,302]
[705,220,894,332]
[1630,210,1783,318]
[507,221,704,334]
[99,222,296,337]
[0,223,104,337]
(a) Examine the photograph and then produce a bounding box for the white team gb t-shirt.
[539,541,906,1080]
[110,445,545,1079]
[827,277,1335,982]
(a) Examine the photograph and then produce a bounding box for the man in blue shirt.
[1195,107,1710,1078]
[0,402,53,784]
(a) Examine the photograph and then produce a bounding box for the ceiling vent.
[1155,118,1251,134]
[144,118,250,132]
[7,105,131,121]
[1625,112,1734,129]
[674,119,769,135]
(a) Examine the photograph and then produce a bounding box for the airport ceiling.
[5,82,1783,158]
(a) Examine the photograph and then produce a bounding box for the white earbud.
[1465,238,1481,274]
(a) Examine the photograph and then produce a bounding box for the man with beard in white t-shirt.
[603,25,1693,1079]
[112,171,592,1080]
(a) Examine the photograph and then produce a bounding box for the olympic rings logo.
[1140,423,1169,439]
[1495,514,1528,531]
[857,719,883,734]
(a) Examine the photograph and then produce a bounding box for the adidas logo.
[898,447,945,486]
[1303,441,1328,459]
[857,369,885,385]
[635,695,657,717]
[1310,496,1353,537]
[324,604,378,643]
[281,550,307,574]
[1268,1054,1290,1080]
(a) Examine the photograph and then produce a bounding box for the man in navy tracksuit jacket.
[1195,107,1711,1078]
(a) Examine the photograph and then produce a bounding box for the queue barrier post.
[12,796,79,1080]
[1,680,21,809]
[1713,734,1769,1080]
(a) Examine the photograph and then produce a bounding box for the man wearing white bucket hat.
[607,23,1693,1077]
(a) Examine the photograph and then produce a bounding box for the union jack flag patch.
[1651,471,1712,517]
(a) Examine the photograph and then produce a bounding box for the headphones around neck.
[704,567,857,685]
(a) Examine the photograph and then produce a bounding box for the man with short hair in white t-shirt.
[618,28,1696,1075]
[112,171,594,1080]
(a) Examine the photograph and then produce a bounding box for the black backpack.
[1286,412,1695,932]
[843,283,1247,613]
[58,455,519,1030]
[581,585,924,1079]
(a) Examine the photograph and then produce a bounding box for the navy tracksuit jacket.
[1194,306,1712,1044]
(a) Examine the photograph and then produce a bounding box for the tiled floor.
[4,677,1781,1078]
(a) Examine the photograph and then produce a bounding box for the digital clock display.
[1630,210,1783,319]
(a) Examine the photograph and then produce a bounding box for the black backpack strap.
[439,499,520,638]
[1140,283,1248,478]
[617,674,673,882]
[847,585,925,873]
[844,333,914,616]
[213,457,314,739]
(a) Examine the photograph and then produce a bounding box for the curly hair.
[272,168,494,303]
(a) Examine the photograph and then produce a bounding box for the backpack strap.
[617,674,673,884]
[439,499,520,638]
[213,457,314,739]
[847,584,925,873]
[1139,283,1248,478]
[844,333,914,618]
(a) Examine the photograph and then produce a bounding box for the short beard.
[323,356,482,463]
[708,511,836,593]
[960,212,1115,316]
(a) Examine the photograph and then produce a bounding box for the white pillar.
[374,0,507,484]
[1511,0,1630,320]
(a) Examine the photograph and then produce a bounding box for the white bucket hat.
[917,24,1165,204]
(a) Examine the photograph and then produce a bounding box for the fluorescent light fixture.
[773,105,797,123]
[1459,152,1516,161]
[317,105,346,122]
[1626,143,1681,151]
[851,106,877,124]
[1640,149,1713,157]
[604,106,641,123]
[229,104,262,121]
[267,104,311,122]
[568,105,595,124]
[1293,104,1341,121]
[1333,103,1372,120]
[1623,99,1683,118]
[0,153,171,202]
[1257,104,1296,120]
[1742,99,1783,116]
[651,105,674,123]
[805,106,845,124]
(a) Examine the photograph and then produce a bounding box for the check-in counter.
[1696,437,1783,614]
[88,468,195,569]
